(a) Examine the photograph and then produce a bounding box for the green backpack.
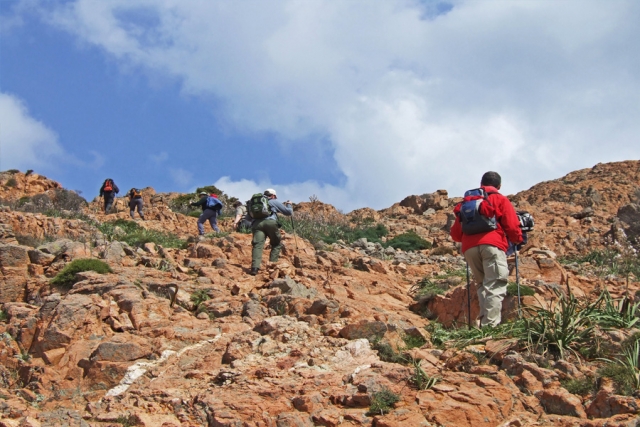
[247,193,271,219]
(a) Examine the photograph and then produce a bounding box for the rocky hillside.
[0,161,639,427]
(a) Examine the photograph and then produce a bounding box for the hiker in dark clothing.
[250,188,293,276]
[190,192,221,234]
[99,178,120,213]
[127,188,145,220]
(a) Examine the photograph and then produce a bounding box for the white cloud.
[169,167,193,188]
[0,92,64,171]
[150,151,168,164]
[37,0,640,209]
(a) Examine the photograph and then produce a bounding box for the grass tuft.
[50,259,112,289]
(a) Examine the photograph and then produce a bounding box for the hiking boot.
[250,267,259,276]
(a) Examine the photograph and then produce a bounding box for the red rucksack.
[104,179,113,192]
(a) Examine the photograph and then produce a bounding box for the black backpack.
[517,211,534,232]
[458,188,498,235]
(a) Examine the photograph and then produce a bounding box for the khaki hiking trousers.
[464,244,509,327]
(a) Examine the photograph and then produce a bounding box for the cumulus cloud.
[169,167,193,188]
[36,0,640,209]
[150,151,168,164]
[0,92,64,171]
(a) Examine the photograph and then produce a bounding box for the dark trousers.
[129,198,144,219]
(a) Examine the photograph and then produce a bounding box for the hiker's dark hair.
[481,171,501,188]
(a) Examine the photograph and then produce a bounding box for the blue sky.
[1,0,639,211]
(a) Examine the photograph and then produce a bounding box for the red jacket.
[450,186,523,254]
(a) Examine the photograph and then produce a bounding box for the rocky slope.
[0,161,639,427]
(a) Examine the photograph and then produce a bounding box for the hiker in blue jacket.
[190,192,221,235]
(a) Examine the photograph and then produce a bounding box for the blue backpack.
[458,188,497,235]
[206,196,223,211]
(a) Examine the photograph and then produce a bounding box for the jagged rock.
[535,389,586,418]
[270,277,317,299]
[339,320,387,341]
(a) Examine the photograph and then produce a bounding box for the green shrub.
[402,333,427,349]
[384,231,431,252]
[98,219,186,249]
[279,211,388,245]
[191,289,211,308]
[11,189,87,215]
[0,310,7,322]
[372,341,408,365]
[188,210,201,218]
[5,169,20,174]
[561,376,595,396]
[5,178,17,188]
[368,387,400,416]
[411,277,448,301]
[50,259,112,288]
[506,283,535,297]
[597,363,638,396]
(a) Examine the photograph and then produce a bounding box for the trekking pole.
[290,217,299,252]
[515,248,522,319]
[466,262,471,330]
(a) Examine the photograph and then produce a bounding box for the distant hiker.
[233,200,252,231]
[127,188,145,220]
[190,192,223,235]
[99,178,120,213]
[450,171,523,327]
[247,188,293,276]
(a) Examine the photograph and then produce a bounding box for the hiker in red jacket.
[450,171,523,327]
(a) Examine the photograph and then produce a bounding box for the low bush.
[191,289,211,308]
[506,283,535,297]
[0,310,7,322]
[411,277,449,301]
[561,376,595,396]
[372,341,408,365]
[279,211,388,245]
[7,189,88,216]
[50,259,112,288]
[368,387,400,416]
[5,178,17,188]
[384,231,431,251]
[402,333,427,349]
[98,219,186,249]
